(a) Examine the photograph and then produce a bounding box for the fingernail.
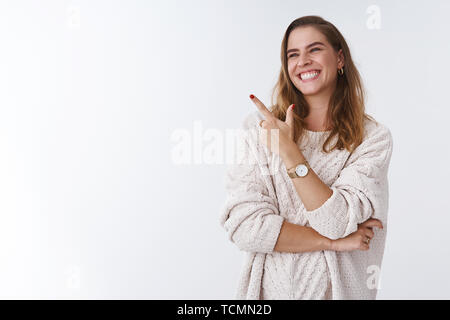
[292,104,295,109]
[249,94,255,99]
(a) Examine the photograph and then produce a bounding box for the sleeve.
[303,123,394,240]
[219,113,285,253]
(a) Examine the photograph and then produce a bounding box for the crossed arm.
[220,115,392,255]
[273,220,332,253]
[272,144,338,253]
[272,145,336,253]
[273,127,392,253]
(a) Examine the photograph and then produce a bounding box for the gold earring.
[338,67,344,76]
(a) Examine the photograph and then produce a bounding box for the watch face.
[295,164,308,177]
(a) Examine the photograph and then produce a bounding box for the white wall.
[0,0,448,299]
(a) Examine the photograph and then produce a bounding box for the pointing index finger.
[250,94,274,120]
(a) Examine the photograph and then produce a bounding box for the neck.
[303,79,337,131]
[304,93,332,131]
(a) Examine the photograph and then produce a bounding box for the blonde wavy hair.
[269,15,376,153]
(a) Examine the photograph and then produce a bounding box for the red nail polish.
[249,94,254,99]
[292,104,295,109]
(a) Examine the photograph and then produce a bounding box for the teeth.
[300,71,320,80]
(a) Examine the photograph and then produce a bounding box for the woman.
[219,15,393,300]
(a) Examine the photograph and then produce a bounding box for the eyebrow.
[286,41,326,54]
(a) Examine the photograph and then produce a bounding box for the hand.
[330,219,383,252]
[249,94,295,157]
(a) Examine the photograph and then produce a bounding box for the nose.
[297,52,311,68]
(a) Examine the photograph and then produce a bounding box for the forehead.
[287,26,328,48]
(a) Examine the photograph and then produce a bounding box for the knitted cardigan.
[219,110,393,299]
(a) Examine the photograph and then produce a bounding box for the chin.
[298,87,322,96]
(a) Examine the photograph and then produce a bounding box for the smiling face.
[286,26,344,97]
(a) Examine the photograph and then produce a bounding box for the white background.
[0,0,448,299]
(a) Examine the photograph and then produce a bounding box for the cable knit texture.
[219,110,393,300]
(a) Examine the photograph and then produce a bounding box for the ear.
[337,49,345,69]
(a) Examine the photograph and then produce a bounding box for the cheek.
[322,56,337,69]
[287,63,295,77]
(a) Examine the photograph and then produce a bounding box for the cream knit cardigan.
[219,110,393,299]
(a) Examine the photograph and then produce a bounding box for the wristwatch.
[287,159,310,178]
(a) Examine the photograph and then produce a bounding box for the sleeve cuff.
[259,214,285,253]
[237,214,284,253]
[303,187,349,239]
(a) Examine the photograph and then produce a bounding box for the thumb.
[285,104,295,138]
